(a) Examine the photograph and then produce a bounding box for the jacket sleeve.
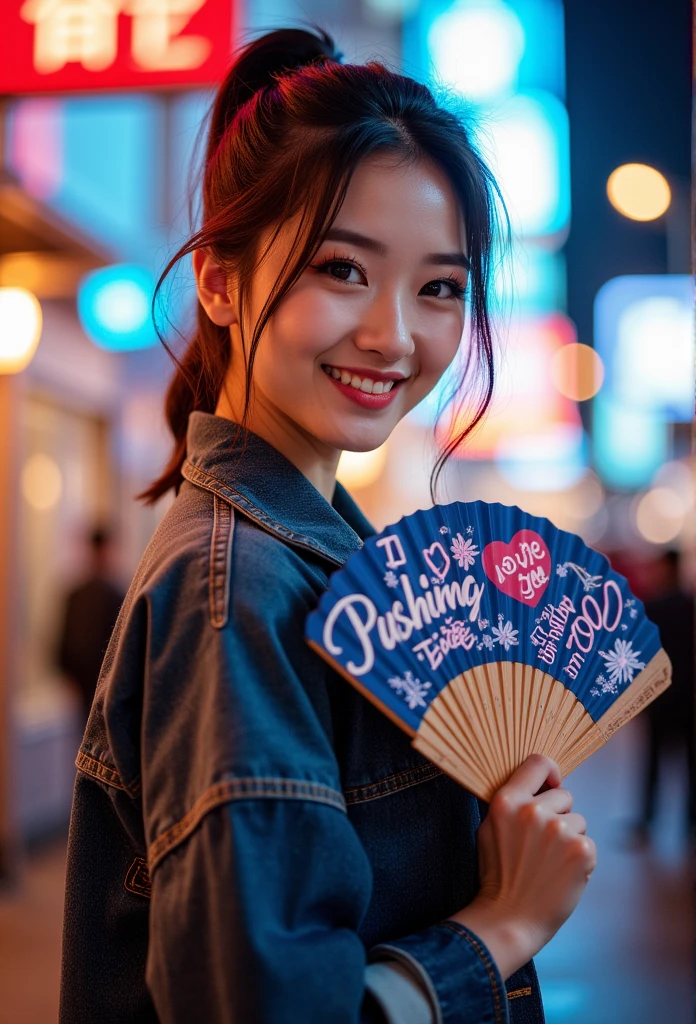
[145,796,507,1024]
[138,526,509,1024]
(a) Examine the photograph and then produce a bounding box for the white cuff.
[365,960,435,1024]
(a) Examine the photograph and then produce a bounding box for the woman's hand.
[448,753,597,981]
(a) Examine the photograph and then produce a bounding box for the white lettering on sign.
[21,0,121,73]
[20,0,210,75]
[126,0,210,71]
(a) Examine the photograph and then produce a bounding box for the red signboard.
[0,0,236,94]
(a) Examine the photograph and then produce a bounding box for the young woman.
[60,26,596,1024]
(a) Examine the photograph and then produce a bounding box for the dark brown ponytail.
[138,26,342,505]
[138,23,506,505]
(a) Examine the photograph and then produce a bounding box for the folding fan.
[305,502,672,801]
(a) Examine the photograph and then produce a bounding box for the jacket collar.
[182,411,375,568]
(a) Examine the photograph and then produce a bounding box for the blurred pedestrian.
[57,526,125,722]
[630,549,694,847]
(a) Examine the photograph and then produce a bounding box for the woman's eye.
[311,256,466,300]
[420,279,467,300]
[312,258,366,284]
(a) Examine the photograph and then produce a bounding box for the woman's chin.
[317,425,393,455]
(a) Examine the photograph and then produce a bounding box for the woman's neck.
[214,386,341,504]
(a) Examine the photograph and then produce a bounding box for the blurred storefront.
[0,167,176,872]
[0,0,246,867]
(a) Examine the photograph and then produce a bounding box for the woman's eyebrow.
[323,228,471,271]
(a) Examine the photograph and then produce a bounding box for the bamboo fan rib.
[306,501,672,801]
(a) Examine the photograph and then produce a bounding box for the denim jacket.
[60,411,546,1024]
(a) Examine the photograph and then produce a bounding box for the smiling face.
[201,152,469,473]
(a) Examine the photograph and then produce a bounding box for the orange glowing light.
[550,343,604,402]
[0,287,43,373]
[607,163,671,221]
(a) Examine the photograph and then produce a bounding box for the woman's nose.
[353,295,415,362]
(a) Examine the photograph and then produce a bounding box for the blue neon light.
[595,275,693,422]
[78,264,158,351]
[592,275,692,489]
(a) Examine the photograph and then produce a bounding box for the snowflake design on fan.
[629,607,638,619]
[477,618,489,630]
[387,671,432,710]
[591,674,619,697]
[556,563,568,577]
[439,525,450,535]
[598,639,645,686]
[491,614,519,651]
[466,525,474,535]
[450,533,479,570]
[383,570,400,588]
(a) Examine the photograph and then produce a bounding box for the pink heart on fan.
[482,530,551,607]
[422,541,451,581]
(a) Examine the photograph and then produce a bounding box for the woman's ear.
[193,249,238,326]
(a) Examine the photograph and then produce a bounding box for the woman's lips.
[324,373,402,409]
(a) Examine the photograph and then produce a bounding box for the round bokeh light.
[634,486,685,544]
[21,453,63,511]
[0,287,43,373]
[607,163,671,221]
[428,0,525,103]
[551,343,605,401]
[78,265,158,351]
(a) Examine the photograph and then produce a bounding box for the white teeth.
[323,365,400,394]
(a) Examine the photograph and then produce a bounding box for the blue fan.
[306,502,672,800]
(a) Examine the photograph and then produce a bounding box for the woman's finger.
[500,754,562,802]
[533,786,574,815]
[548,811,587,836]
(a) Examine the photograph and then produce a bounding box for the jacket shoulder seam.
[209,494,235,628]
[148,776,347,873]
[182,460,343,567]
